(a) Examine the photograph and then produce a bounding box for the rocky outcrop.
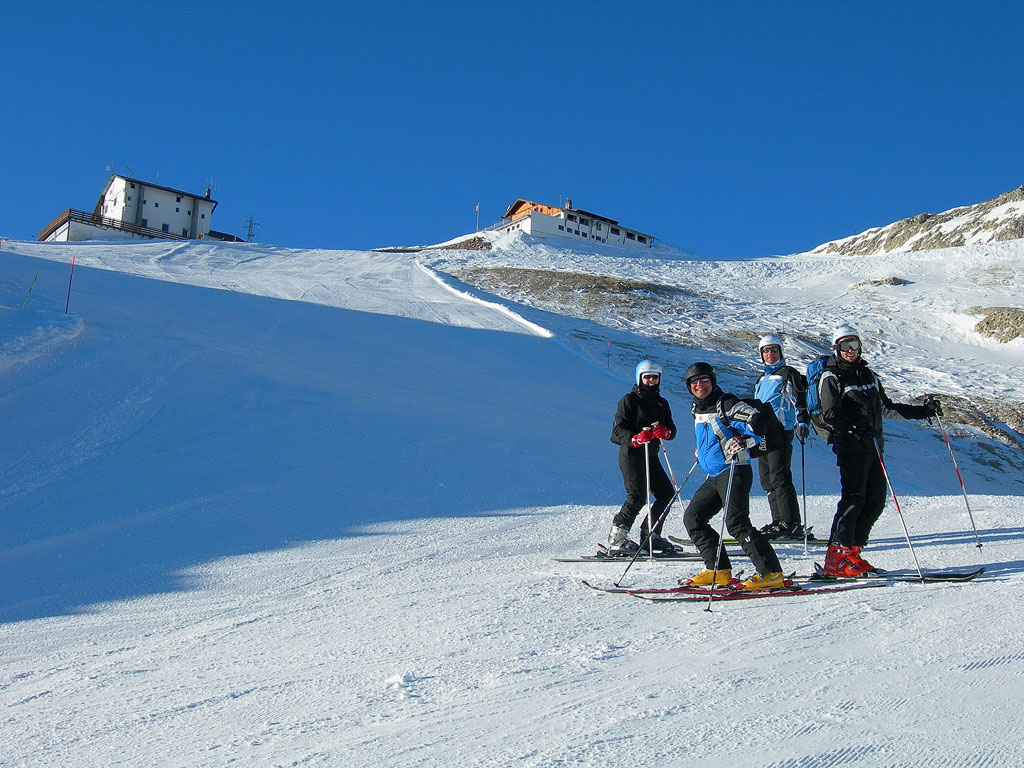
[813,186,1024,256]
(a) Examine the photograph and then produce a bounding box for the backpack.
[804,355,832,442]
[716,396,785,458]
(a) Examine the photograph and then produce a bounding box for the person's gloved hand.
[723,437,746,457]
[631,428,654,448]
[924,397,942,418]
[652,424,672,440]
[794,423,810,443]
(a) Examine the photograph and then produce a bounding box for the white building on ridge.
[493,199,655,247]
[39,174,240,242]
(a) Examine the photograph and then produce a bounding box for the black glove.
[923,397,942,418]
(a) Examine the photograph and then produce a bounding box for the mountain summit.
[812,185,1024,256]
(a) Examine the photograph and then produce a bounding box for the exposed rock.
[430,236,492,251]
[913,393,1024,448]
[853,277,911,288]
[967,306,1024,342]
[813,185,1024,256]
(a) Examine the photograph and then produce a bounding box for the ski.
[630,580,888,601]
[555,552,704,564]
[556,541,738,563]
[581,572,747,595]
[669,533,825,548]
[808,563,985,584]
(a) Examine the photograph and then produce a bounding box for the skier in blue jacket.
[680,362,784,590]
[752,335,811,539]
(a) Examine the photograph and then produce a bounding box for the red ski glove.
[631,429,654,448]
[652,424,672,440]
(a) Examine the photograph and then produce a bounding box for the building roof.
[96,174,219,211]
[500,198,654,239]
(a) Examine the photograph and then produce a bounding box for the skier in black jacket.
[606,360,677,554]
[819,325,941,577]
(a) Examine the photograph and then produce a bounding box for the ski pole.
[65,252,76,315]
[615,458,699,587]
[706,459,737,612]
[20,270,40,310]
[934,413,982,548]
[874,438,924,580]
[644,438,653,558]
[800,437,808,556]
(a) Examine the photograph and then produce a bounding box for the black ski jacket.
[611,384,677,457]
[819,354,928,453]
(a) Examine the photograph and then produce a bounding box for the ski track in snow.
[0,235,1022,767]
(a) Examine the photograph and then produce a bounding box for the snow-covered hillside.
[1,235,1022,767]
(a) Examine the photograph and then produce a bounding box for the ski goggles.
[836,339,861,352]
[687,375,712,385]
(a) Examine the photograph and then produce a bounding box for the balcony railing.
[38,209,190,242]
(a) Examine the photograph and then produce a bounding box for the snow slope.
[1,237,1021,767]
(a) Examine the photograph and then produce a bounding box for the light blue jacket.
[753,359,806,431]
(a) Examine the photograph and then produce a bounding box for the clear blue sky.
[3,1,1023,258]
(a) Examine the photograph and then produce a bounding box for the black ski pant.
[829,449,887,547]
[682,463,781,575]
[756,429,801,526]
[612,448,675,533]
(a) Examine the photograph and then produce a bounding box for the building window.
[141,218,148,227]
[176,207,180,213]
[201,213,205,219]
[176,196,182,203]
[626,232,636,240]
[611,227,620,235]
[154,202,159,208]
[182,228,189,236]
[161,223,170,232]
[187,210,191,215]
[130,183,136,189]
[595,222,602,231]
[127,195,132,202]
[558,225,564,231]
[580,217,589,226]
[638,236,647,244]
[567,214,577,222]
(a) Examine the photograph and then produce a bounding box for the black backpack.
[716,396,785,458]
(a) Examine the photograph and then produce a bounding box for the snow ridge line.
[413,260,553,338]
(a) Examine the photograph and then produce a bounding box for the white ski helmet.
[635,359,663,385]
[758,334,784,359]
[831,324,861,347]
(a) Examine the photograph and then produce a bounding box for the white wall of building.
[498,210,652,247]
[100,178,214,238]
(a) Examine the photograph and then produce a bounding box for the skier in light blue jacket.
[753,335,811,539]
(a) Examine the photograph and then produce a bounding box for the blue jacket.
[754,359,808,431]
[692,390,763,478]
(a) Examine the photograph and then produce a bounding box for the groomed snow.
[1,235,1021,767]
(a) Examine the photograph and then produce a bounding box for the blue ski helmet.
[635,359,662,385]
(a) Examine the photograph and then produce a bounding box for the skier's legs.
[830,450,872,546]
[724,465,782,574]
[853,458,889,546]
[683,476,730,570]
[759,435,800,526]
[643,458,675,534]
